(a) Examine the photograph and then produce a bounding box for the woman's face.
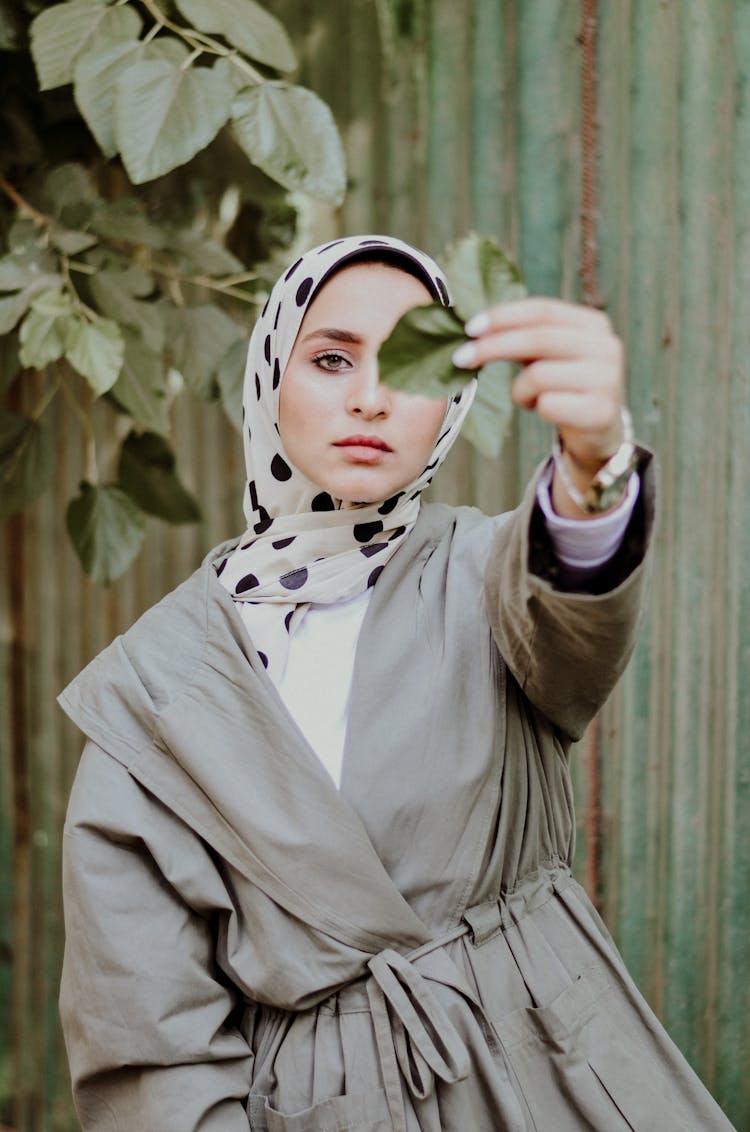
[279,262,448,504]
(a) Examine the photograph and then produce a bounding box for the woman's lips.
[334,435,393,463]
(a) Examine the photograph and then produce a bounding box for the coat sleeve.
[60,741,254,1132]
[484,449,656,741]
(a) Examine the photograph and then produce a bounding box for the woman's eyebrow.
[299,327,364,345]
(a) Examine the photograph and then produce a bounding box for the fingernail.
[465,312,489,337]
[452,342,477,368]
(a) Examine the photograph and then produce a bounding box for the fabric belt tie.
[366,947,472,1132]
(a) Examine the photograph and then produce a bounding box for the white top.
[273,470,640,788]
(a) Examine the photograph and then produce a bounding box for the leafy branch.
[1,0,348,583]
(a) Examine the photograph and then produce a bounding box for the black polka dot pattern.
[271,454,292,481]
[237,573,260,592]
[285,257,302,281]
[389,526,406,540]
[353,520,384,543]
[255,373,261,400]
[272,536,296,550]
[378,492,403,515]
[368,565,385,587]
[296,277,314,306]
[284,610,294,632]
[272,359,281,389]
[360,543,388,557]
[280,567,308,590]
[253,508,273,534]
[311,492,336,511]
[264,335,271,364]
[257,650,269,669]
[435,278,450,306]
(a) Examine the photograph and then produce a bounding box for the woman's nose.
[345,361,391,418]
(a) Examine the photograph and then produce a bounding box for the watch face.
[593,479,629,512]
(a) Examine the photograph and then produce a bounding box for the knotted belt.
[360,872,570,1129]
[365,934,477,1131]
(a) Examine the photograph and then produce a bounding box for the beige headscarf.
[217,235,476,680]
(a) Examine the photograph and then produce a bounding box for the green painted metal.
[1,1,748,1126]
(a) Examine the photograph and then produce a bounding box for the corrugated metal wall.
[1,1,748,1127]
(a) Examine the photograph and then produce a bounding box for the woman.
[58,235,734,1131]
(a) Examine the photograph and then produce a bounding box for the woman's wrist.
[552,407,637,518]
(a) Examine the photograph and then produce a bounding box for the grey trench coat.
[59,456,735,1131]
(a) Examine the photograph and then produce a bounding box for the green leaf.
[110,329,169,435]
[379,234,525,460]
[174,0,296,72]
[378,303,469,399]
[0,333,21,395]
[117,430,200,523]
[37,163,98,223]
[0,270,66,333]
[168,231,245,275]
[0,0,24,50]
[460,360,515,461]
[48,224,98,255]
[30,0,142,91]
[75,36,187,158]
[440,233,525,322]
[166,303,244,399]
[64,315,124,394]
[215,336,247,430]
[18,289,74,368]
[0,411,56,519]
[89,199,167,248]
[66,481,145,584]
[114,58,234,184]
[89,268,165,353]
[0,257,37,291]
[0,291,35,335]
[213,56,251,95]
[231,83,346,205]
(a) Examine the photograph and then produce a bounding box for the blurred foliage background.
[1,0,749,1128]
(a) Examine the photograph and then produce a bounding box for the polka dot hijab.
[217,235,476,680]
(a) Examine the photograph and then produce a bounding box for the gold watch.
[552,407,641,514]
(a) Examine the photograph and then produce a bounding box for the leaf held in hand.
[441,232,525,321]
[379,233,525,461]
[378,303,468,400]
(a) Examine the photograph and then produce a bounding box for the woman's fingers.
[452,296,628,472]
[511,360,621,410]
[465,296,613,338]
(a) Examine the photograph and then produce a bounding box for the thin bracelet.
[552,407,635,512]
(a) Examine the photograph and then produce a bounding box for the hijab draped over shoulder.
[217,235,476,679]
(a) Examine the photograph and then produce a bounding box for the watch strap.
[553,407,641,514]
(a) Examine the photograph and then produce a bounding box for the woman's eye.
[313,352,350,372]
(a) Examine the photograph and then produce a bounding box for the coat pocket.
[247,1088,392,1131]
[494,964,694,1132]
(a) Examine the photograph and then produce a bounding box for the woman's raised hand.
[452,297,627,517]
